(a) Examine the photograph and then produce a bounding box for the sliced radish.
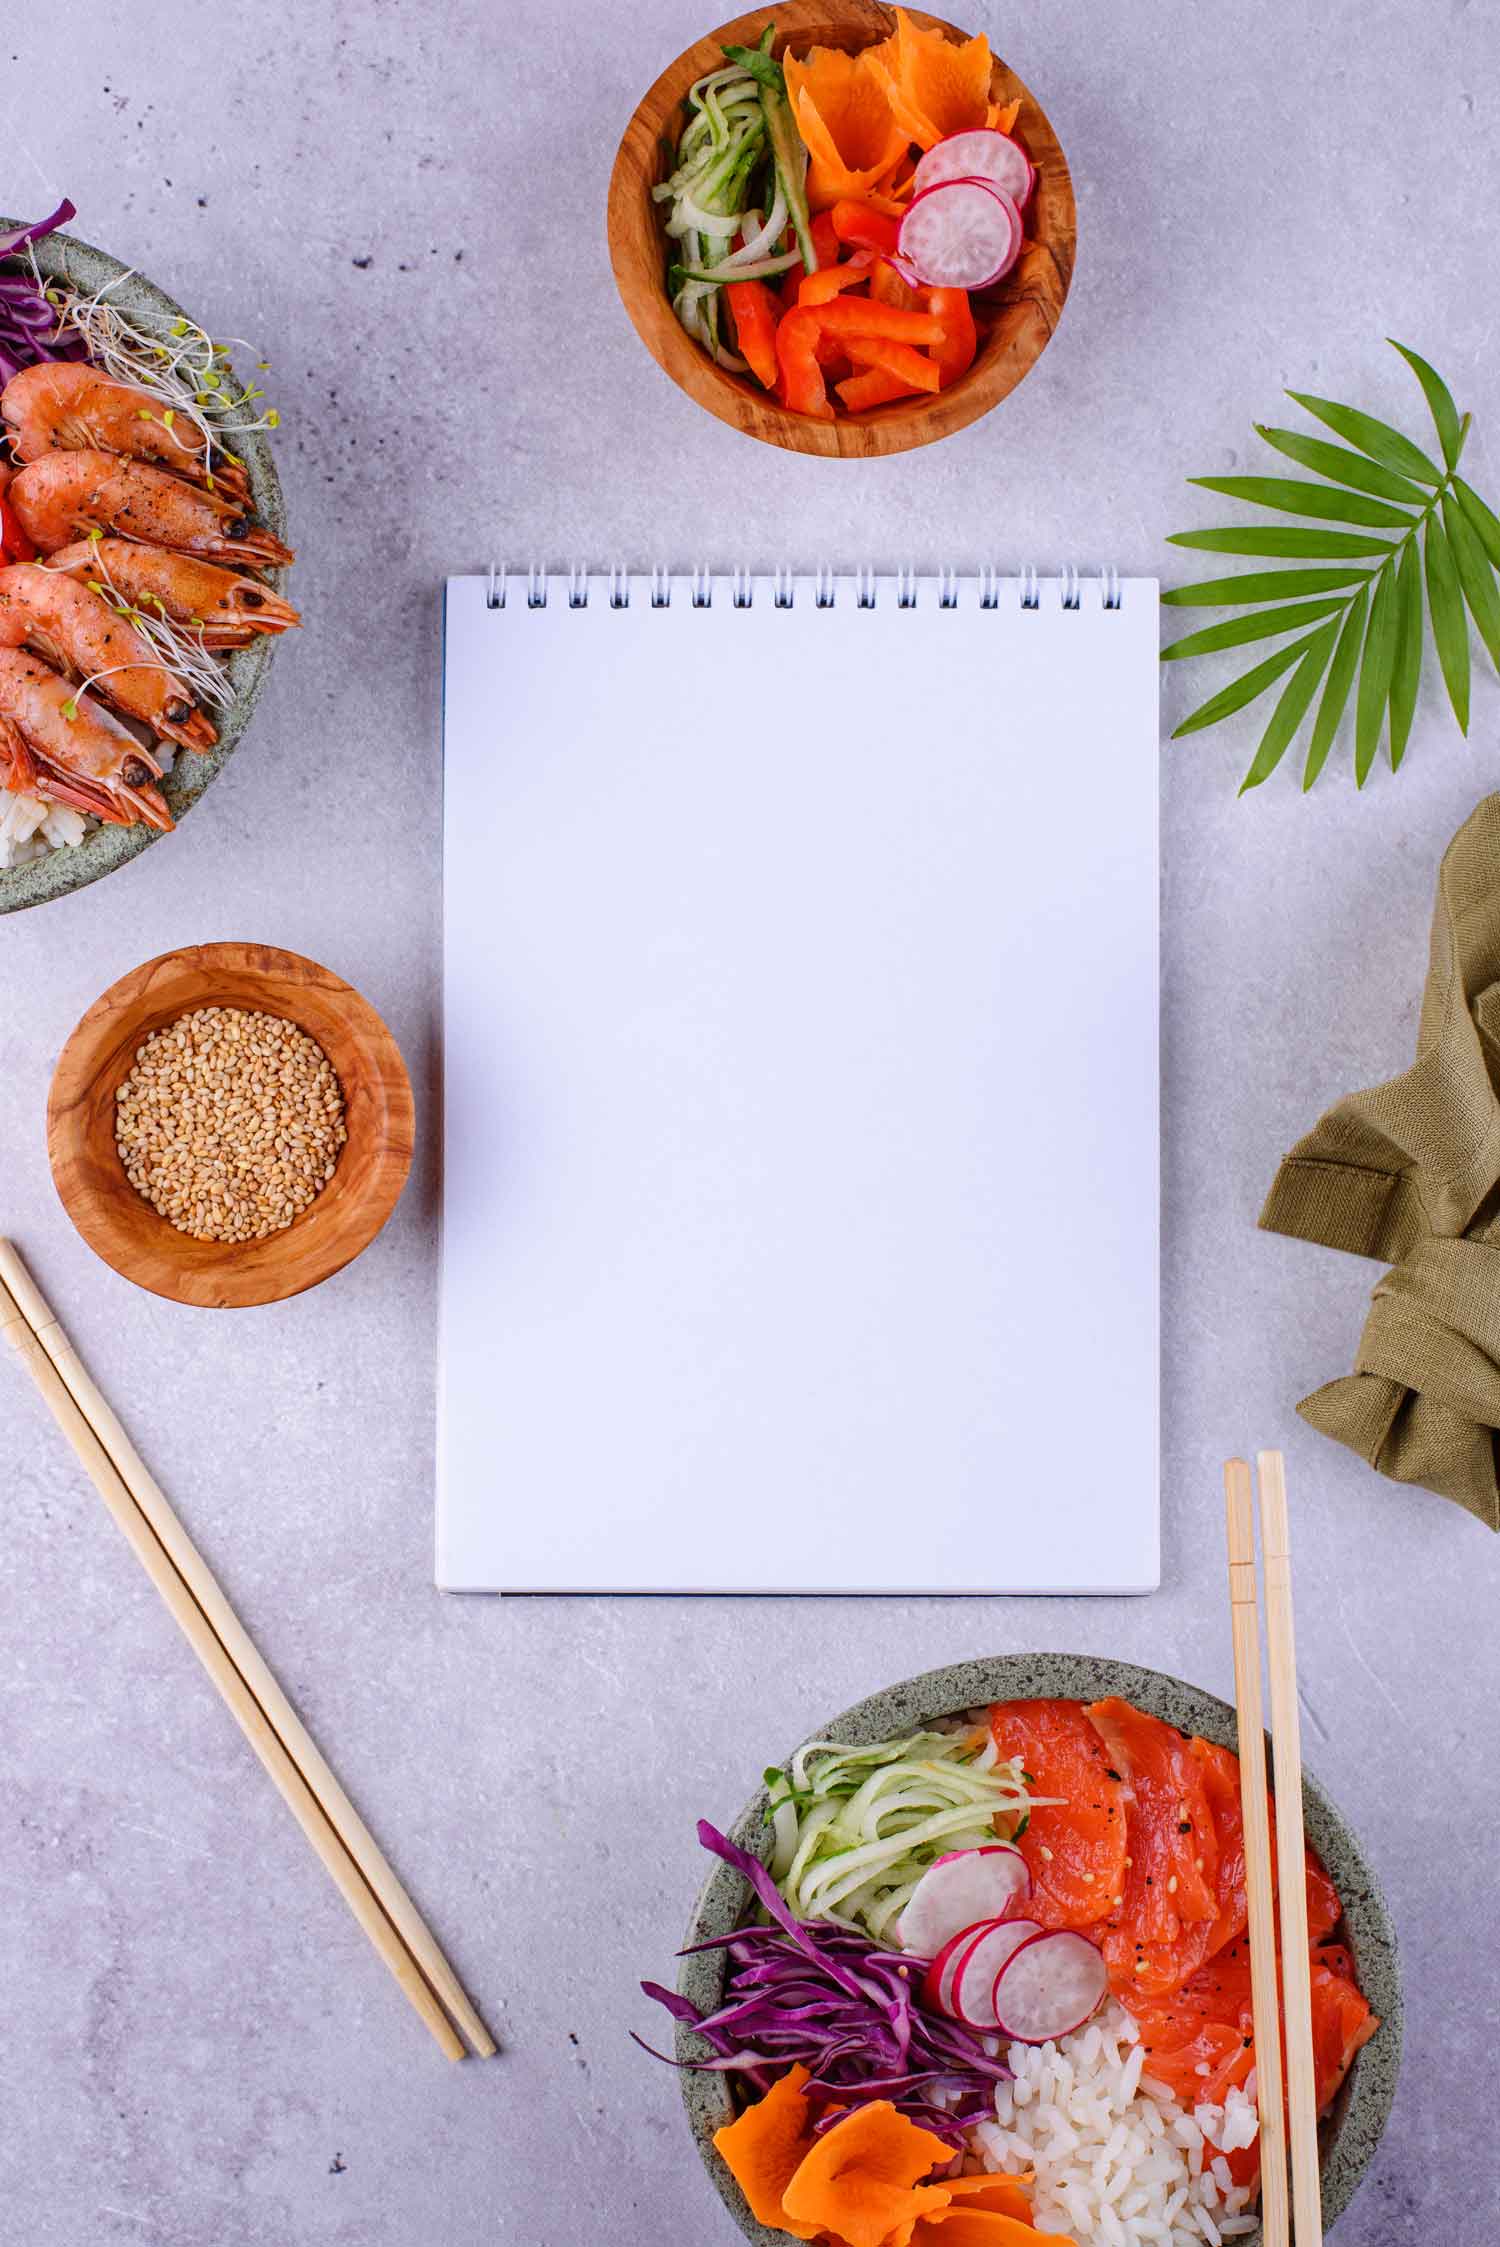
[991,1930,1108,2045]
[922,1916,1000,2017]
[952,1917,1044,2028]
[898,1844,1030,1957]
[914,128,1033,208]
[897,178,1022,290]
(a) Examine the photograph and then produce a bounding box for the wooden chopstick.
[0,1241,492,2063]
[1258,1449,1323,2247]
[1223,1458,1291,2247]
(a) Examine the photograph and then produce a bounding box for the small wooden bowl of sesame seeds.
[47,941,414,1308]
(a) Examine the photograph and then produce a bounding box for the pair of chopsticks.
[1223,1451,1319,2247]
[0,1240,494,2064]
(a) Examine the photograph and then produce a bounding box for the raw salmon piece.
[1086,1699,1220,1999]
[1189,1737,1249,1959]
[1130,1940,1376,2178]
[987,1699,1127,1931]
[1305,1846,1342,1943]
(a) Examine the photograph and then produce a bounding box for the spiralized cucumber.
[764,1726,1037,1948]
[653,24,816,369]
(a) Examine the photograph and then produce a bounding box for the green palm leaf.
[1454,476,1500,571]
[1390,341,1463,468]
[1354,563,1399,785]
[1160,598,1349,662]
[1424,516,1470,732]
[1171,634,1317,739]
[1301,586,1370,790]
[1252,425,1429,506]
[1442,492,1500,671]
[1388,540,1423,771]
[1285,391,1443,485]
[1162,567,1374,608]
[1167,344,1496,792]
[1239,623,1339,793]
[1168,527,1396,560]
[1187,476,1415,530]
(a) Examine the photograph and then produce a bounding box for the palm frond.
[1166,341,1500,792]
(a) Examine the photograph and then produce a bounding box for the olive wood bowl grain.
[47,943,413,1309]
[607,0,1075,458]
[0,221,291,914]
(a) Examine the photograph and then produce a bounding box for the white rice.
[0,790,89,867]
[969,2001,1260,2247]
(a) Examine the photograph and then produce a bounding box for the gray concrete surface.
[3,3,1498,2240]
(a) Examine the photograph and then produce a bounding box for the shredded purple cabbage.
[0,201,87,386]
[634,1820,1011,2148]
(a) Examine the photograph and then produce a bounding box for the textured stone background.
[2,3,1498,2240]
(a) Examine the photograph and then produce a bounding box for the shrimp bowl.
[0,210,297,912]
[644,1654,1402,2247]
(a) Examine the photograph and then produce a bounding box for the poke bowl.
[0,208,296,913]
[608,1,1076,459]
[646,1654,1400,2247]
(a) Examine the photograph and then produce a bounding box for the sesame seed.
[114,1006,348,1245]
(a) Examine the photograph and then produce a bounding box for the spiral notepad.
[440,570,1160,1593]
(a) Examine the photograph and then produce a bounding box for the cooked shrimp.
[46,538,300,647]
[0,648,171,829]
[10,450,294,567]
[0,562,214,750]
[1,363,250,500]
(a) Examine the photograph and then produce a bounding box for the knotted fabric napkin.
[1259,792,1500,1529]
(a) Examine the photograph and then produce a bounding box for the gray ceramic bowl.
[0,220,290,912]
[677,1654,1401,2247]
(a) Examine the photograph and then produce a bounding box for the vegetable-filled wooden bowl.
[607,1,1075,457]
[666,1654,1401,2247]
[0,213,295,913]
[47,942,413,1309]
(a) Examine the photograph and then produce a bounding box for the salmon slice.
[986,1699,1127,1931]
[1086,1699,1221,2000]
[1131,1938,1376,2185]
[1189,1737,1250,1960]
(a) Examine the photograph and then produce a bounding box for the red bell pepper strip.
[829,201,901,257]
[810,299,944,346]
[777,210,841,301]
[795,251,874,308]
[774,308,832,419]
[870,258,920,312]
[836,366,922,411]
[924,287,977,387]
[727,278,781,390]
[844,337,940,394]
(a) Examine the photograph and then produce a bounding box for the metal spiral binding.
[488,568,1126,610]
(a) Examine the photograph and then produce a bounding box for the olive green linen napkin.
[1259,792,1500,1529]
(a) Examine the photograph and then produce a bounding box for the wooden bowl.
[47,943,414,1309]
[607,0,1076,458]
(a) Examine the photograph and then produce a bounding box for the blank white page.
[440,571,1159,1593]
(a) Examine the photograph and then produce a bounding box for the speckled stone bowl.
[677,1654,1401,2246]
[0,220,290,913]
